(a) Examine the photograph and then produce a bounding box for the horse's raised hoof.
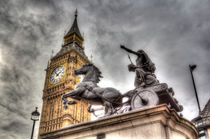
[63,104,68,110]
[87,106,94,113]
[62,94,69,99]
[88,108,94,113]
[67,101,77,105]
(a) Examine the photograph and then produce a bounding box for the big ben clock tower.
[38,10,91,135]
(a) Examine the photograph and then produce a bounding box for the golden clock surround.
[48,63,67,88]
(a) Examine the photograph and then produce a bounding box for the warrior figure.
[120,45,158,88]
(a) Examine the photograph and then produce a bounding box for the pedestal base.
[40,105,198,139]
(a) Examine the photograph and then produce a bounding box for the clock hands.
[56,71,61,77]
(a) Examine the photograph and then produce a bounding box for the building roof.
[192,99,210,129]
[201,99,210,117]
[64,9,83,40]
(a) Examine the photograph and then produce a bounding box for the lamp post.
[31,107,40,139]
[189,64,201,114]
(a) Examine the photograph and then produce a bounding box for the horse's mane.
[83,63,103,83]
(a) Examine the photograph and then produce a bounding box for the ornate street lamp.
[31,107,40,139]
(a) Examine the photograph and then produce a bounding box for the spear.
[128,54,134,65]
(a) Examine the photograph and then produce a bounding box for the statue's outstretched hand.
[120,45,126,49]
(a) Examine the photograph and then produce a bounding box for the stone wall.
[40,104,198,139]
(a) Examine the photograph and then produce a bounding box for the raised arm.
[120,45,139,56]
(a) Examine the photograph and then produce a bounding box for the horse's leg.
[70,95,81,101]
[62,87,85,107]
[87,105,94,113]
[63,87,84,98]
[103,101,114,116]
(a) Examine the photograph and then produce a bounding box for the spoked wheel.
[131,89,159,110]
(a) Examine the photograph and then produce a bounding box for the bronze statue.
[62,46,183,118]
[120,45,182,112]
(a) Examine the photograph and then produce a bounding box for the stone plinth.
[40,105,198,139]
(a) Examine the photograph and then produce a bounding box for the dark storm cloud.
[0,0,210,138]
[0,65,32,117]
[0,0,65,138]
[79,0,210,118]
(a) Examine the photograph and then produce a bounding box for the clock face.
[50,66,65,84]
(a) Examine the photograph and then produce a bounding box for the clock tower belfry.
[38,10,91,135]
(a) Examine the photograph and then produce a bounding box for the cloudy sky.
[0,0,210,138]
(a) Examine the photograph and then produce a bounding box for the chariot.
[62,64,183,117]
[129,83,183,112]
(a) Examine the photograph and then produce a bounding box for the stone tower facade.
[38,10,91,135]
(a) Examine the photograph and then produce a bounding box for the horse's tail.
[112,95,123,107]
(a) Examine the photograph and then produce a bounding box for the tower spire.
[75,9,78,18]
[64,9,83,40]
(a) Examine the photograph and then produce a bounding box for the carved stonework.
[68,56,77,63]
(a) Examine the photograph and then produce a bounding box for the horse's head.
[75,64,103,83]
[75,64,92,75]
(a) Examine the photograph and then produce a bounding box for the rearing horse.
[62,64,123,116]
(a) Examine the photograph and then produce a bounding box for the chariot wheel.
[131,89,159,110]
